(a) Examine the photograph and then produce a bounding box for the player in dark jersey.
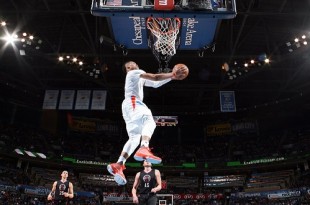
[132,160,162,205]
[47,170,74,205]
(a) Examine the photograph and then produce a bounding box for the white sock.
[117,156,126,164]
[141,140,149,147]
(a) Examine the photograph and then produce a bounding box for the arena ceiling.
[0,0,310,122]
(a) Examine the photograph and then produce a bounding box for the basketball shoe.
[107,163,127,185]
[134,147,162,164]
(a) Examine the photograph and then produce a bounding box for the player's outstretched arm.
[141,66,187,88]
[140,72,174,81]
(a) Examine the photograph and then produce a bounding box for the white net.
[147,17,181,56]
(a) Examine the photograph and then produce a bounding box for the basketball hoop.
[147,17,181,56]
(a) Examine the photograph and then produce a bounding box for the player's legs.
[107,101,142,185]
[123,100,161,163]
[108,100,156,184]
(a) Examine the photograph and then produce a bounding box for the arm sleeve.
[144,78,171,88]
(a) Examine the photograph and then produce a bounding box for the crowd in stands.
[1,122,310,204]
[1,121,310,165]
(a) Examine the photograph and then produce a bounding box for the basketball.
[172,63,189,80]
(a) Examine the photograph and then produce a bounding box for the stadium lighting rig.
[222,53,271,80]
[57,55,105,79]
[286,33,309,53]
[0,24,43,56]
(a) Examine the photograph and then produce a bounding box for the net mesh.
[147,17,181,56]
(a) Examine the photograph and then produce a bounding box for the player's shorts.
[122,97,154,138]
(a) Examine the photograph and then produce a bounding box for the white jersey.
[124,69,171,101]
[122,69,170,139]
[124,69,146,101]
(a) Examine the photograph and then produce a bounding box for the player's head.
[143,160,152,167]
[123,61,139,73]
[61,170,68,179]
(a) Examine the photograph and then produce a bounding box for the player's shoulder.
[128,69,145,76]
[154,169,161,173]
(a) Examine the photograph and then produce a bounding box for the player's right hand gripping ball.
[173,63,189,80]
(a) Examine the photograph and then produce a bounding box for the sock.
[141,140,149,147]
[117,156,126,165]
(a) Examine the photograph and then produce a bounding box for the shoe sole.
[134,155,162,164]
[107,165,127,185]
[114,174,127,185]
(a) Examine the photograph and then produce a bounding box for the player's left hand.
[63,192,69,197]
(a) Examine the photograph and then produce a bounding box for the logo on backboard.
[129,17,146,45]
[183,18,198,46]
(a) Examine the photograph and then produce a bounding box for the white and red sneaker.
[107,163,127,185]
[134,147,162,164]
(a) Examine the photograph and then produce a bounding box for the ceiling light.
[58,56,64,61]
[72,58,77,62]
[286,42,291,46]
[294,38,299,42]
[2,34,17,44]
[22,32,27,37]
[264,58,270,64]
[79,61,83,65]
[29,35,34,40]
[303,41,307,45]
[301,35,306,39]
[250,60,255,64]
[244,63,248,67]
[1,21,6,26]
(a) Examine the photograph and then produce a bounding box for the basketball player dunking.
[107,61,188,185]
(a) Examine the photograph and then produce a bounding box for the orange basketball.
[172,63,189,80]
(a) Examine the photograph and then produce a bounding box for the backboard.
[91,0,237,68]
